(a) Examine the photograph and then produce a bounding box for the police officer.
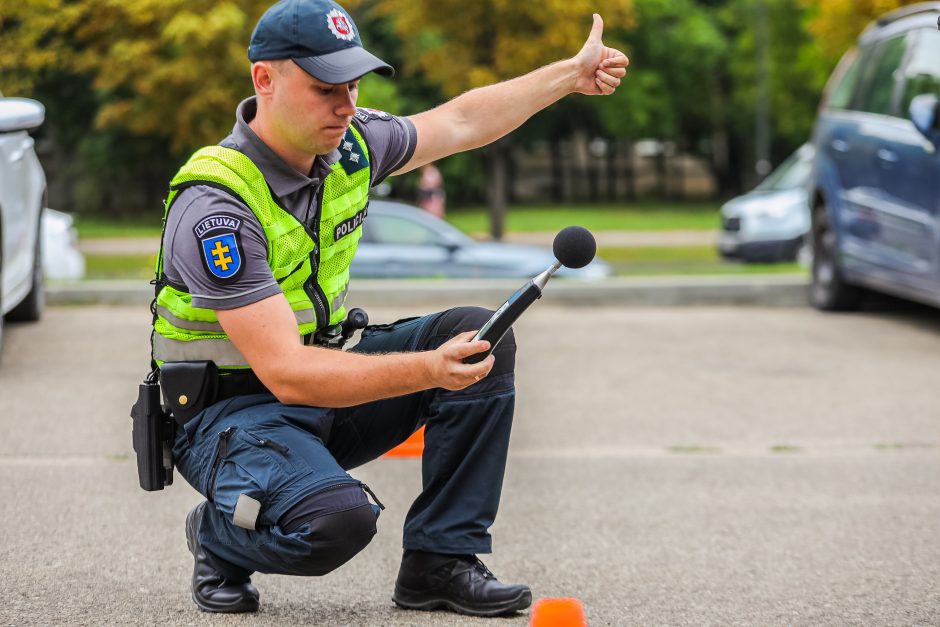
[154,0,628,616]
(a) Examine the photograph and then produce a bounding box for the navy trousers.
[172,307,516,580]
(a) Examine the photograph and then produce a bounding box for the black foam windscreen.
[553,226,596,269]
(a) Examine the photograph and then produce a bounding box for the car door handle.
[830,138,850,154]
[9,137,34,162]
[876,147,899,164]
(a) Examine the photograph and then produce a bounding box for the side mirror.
[438,240,461,256]
[0,97,45,133]
[909,93,940,139]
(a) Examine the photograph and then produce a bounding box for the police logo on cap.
[327,8,355,41]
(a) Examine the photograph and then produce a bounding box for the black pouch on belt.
[159,361,218,426]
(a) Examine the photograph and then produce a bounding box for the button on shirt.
[162,97,416,310]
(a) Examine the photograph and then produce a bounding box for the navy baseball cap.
[248,0,394,83]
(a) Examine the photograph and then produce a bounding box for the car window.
[826,49,865,110]
[853,35,907,116]
[368,214,444,246]
[899,28,940,113]
[756,148,812,191]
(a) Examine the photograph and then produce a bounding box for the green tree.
[804,0,923,62]
[1,0,267,153]
[0,0,274,215]
[370,0,635,239]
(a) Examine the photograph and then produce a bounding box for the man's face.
[267,61,360,156]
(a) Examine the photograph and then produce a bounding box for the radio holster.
[130,376,175,491]
[130,361,218,492]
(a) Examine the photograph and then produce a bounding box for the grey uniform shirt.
[162,97,416,310]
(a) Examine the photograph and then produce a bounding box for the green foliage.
[1,0,265,152]
[804,0,923,62]
[372,0,635,97]
[725,0,830,162]
[3,0,896,215]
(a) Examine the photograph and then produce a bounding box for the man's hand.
[572,14,629,96]
[425,331,495,391]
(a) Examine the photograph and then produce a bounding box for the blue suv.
[810,3,940,310]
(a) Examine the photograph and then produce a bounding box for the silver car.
[351,200,611,279]
[0,94,46,357]
[718,143,814,263]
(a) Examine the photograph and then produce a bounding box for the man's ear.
[252,62,276,97]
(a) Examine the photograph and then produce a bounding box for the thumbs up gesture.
[572,14,629,96]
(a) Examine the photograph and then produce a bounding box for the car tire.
[810,202,863,311]
[6,213,44,322]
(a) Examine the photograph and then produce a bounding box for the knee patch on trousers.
[425,306,516,377]
[277,483,378,576]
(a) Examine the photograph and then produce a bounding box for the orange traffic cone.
[383,426,425,458]
[530,597,587,627]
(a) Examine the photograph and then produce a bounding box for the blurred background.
[0,0,925,280]
[0,0,897,206]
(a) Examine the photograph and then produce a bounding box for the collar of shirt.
[225,97,341,198]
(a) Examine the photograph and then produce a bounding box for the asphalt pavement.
[1,300,939,626]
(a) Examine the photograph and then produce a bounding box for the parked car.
[42,208,85,281]
[0,93,46,358]
[718,143,814,263]
[351,200,612,279]
[809,3,940,310]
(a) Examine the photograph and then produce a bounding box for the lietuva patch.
[334,205,368,242]
[193,214,244,282]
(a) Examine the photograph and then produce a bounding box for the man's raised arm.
[394,14,629,175]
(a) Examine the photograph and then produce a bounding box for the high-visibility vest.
[152,126,371,369]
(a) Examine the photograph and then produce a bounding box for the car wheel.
[810,203,862,311]
[6,214,44,322]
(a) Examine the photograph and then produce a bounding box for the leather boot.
[185,502,260,613]
[393,550,532,617]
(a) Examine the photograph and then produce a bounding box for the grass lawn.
[84,253,158,280]
[75,217,163,238]
[597,246,805,276]
[82,246,804,281]
[446,202,720,234]
[75,201,721,239]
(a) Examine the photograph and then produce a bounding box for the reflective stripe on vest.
[155,305,316,334]
[153,335,250,368]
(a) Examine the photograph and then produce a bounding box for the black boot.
[185,502,260,613]
[393,550,532,617]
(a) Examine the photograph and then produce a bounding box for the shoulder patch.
[193,213,244,283]
[354,107,392,124]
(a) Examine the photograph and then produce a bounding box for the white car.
[0,94,47,358]
[718,143,814,263]
[42,208,84,281]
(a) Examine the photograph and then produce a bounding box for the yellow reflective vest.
[152,127,371,369]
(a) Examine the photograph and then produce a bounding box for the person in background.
[417,162,446,218]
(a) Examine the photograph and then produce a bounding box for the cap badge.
[326,9,355,41]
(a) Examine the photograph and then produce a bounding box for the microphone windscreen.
[553,226,596,269]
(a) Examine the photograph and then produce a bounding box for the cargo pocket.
[205,427,293,533]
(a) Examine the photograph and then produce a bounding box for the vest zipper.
[302,192,329,330]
